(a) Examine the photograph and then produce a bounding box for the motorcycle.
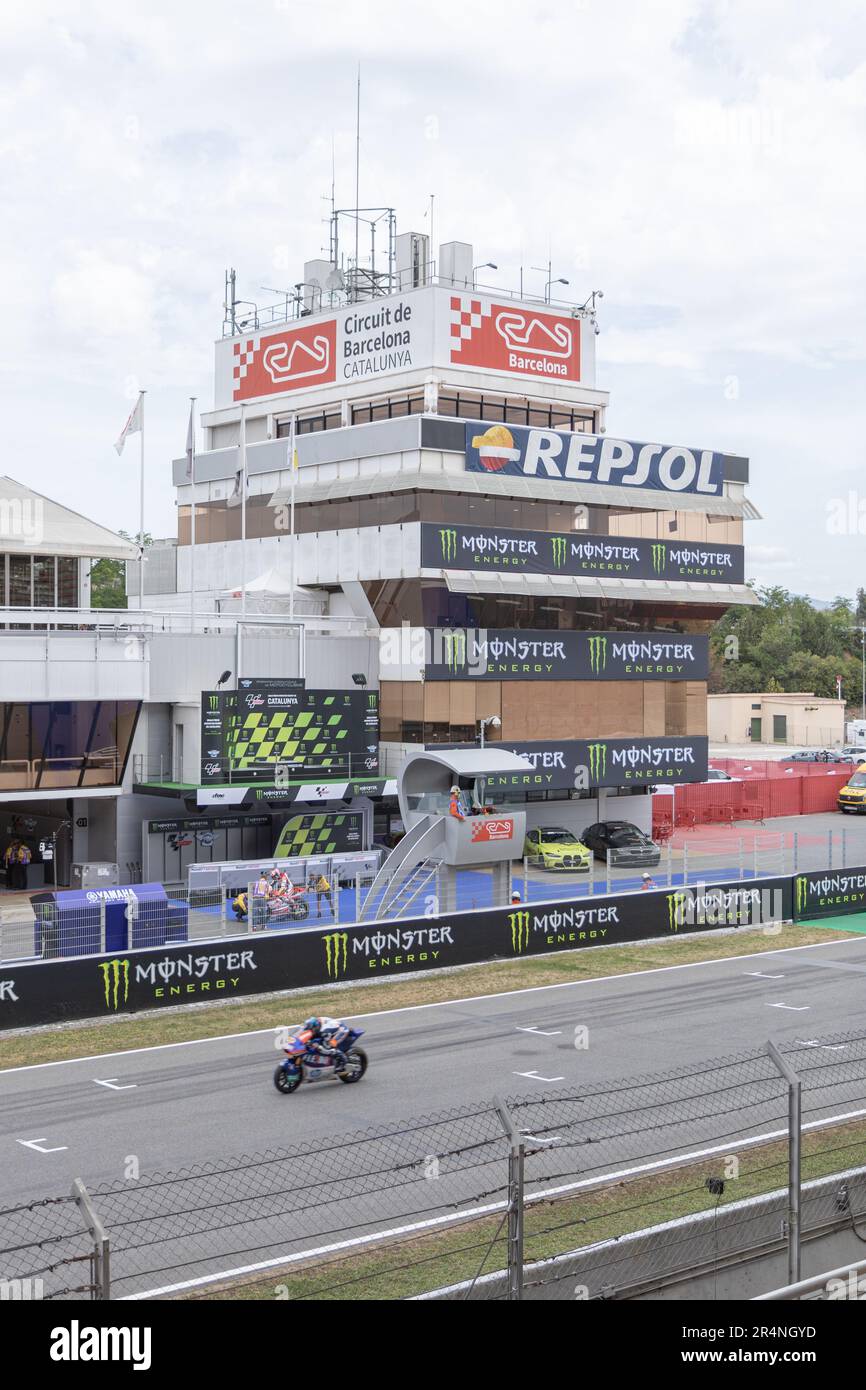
[232,888,309,924]
[273,1027,367,1094]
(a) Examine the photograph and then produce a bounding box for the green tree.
[710,587,861,704]
[89,530,152,610]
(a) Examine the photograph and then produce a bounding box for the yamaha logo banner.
[423,629,709,682]
[464,421,726,497]
[420,521,744,585]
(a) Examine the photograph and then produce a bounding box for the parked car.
[580,821,662,867]
[523,826,592,872]
[838,765,866,813]
[706,768,735,781]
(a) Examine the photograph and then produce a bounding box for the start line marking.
[16,1138,68,1154]
[513,1070,564,1083]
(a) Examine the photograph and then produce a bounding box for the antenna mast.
[353,64,361,302]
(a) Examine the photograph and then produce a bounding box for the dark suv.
[581,821,661,867]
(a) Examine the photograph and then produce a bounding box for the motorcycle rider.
[268,866,292,899]
[300,1016,351,1074]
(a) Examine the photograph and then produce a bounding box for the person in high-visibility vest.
[449,785,465,821]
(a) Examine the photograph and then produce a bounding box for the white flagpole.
[239,403,247,677]
[138,390,146,610]
[189,397,197,634]
[289,414,297,625]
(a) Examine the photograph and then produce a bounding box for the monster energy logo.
[666,893,688,932]
[444,631,467,673]
[439,529,457,563]
[208,695,220,711]
[98,958,130,1011]
[588,635,608,673]
[651,544,666,574]
[508,910,530,953]
[795,876,809,915]
[588,743,608,781]
[550,535,568,569]
[323,932,349,979]
[368,693,377,708]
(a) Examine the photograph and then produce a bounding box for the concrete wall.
[0,633,148,702]
[709,692,845,747]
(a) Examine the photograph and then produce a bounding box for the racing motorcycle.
[232,888,309,924]
[273,1027,367,1094]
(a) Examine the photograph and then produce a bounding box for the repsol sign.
[422,628,709,681]
[421,521,744,585]
[465,421,727,495]
[0,874,791,1029]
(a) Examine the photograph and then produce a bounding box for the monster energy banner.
[792,866,866,921]
[466,736,710,789]
[464,421,726,496]
[200,687,380,783]
[0,872,790,1029]
[424,629,708,681]
[421,522,744,585]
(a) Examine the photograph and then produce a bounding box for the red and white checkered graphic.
[450,295,492,342]
[232,340,258,387]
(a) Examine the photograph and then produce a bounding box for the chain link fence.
[6,1030,866,1302]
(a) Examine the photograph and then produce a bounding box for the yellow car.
[838,764,866,813]
[524,826,592,872]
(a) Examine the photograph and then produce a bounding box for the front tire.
[337,1048,367,1084]
[274,1063,302,1094]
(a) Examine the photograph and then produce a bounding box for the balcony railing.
[133,752,381,787]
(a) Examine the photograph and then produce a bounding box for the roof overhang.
[270,462,759,520]
[441,571,760,606]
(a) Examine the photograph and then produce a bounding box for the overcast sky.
[3,0,864,599]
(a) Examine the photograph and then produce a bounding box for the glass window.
[9,556,31,607]
[58,558,78,608]
[33,557,55,607]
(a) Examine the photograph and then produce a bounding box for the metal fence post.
[767,1041,802,1286]
[605,850,611,897]
[665,840,672,888]
[355,870,361,925]
[495,1100,524,1301]
[71,1178,110,1300]
[753,836,759,883]
[523,855,528,905]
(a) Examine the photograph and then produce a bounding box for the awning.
[442,571,760,606]
[270,467,760,520]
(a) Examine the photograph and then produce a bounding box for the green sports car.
[524,826,592,872]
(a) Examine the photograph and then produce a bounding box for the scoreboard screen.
[200,685,379,783]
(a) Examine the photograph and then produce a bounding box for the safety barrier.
[653,771,852,834]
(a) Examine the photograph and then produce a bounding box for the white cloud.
[0,0,864,594]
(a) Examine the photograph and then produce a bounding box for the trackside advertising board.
[201,687,380,783]
[465,422,725,497]
[423,629,709,682]
[473,737,709,789]
[421,522,745,585]
[0,875,790,1029]
[792,867,866,920]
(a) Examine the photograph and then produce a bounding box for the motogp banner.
[421,521,745,585]
[423,629,709,681]
[465,421,725,497]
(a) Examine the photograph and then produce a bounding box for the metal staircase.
[360,814,446,921]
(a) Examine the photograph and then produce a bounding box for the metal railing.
[4,826,866,965]
[132,751,381,785]
[9,1029,866,1302]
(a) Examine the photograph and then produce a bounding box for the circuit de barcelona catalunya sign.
[423,629,709,681]
[465,422,726,497]
[420,522,745,585]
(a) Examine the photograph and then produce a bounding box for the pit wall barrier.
[653,771,851,833]
[1,874,794,1030]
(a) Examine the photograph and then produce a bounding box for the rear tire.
[274,1064,301,1094]
[337,1048,367,1084]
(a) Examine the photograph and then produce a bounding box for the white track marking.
[744,972,785,979]
[513,1070,564,1083]
[1,933,862,1077]
[16,1138,67,1154]
[516,1027,562,1037]
[120,1103,866,1301]
[93,1078,137,1091]
[767,1002,810,1011]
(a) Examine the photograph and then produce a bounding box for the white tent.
[220,567,313,599]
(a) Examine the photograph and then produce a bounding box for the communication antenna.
[354,63,361,301]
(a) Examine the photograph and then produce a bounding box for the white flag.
[227,466,245,507]
[185,400,196,480]
[115,393,144,456]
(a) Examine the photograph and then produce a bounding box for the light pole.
[472,261,497,288]
[532,262,569,303]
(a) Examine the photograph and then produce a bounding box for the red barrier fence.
[652,770,851,835]
[710,758,863,779]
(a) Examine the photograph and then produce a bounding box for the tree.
[89,530,152,610]
[710,587,861,704]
